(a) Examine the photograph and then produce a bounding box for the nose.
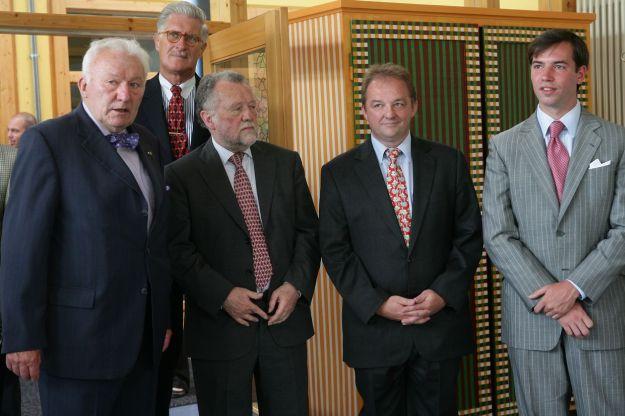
[116,83,131,101]
[383,104,397,118]
[242,105,256,121]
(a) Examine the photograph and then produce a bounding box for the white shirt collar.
[158,73,196,99]
[370,133,412,163]
[536,101,581,139]
[212,138,253,166]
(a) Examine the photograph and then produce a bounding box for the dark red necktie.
[167,85,188,160]
[230,152,273,291]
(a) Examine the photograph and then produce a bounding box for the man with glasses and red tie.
[136,2,211,412]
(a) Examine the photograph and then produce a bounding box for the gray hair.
[195,71,250,127]
[12,112,37,127]
[157,1,209,43]
[82,38,150,81]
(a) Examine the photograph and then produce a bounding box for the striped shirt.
[159,74,196,146]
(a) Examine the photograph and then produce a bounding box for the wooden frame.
[205,8,293,149]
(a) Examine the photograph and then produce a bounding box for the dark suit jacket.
[166,139,319,360]
[136,74,210,165]
[319,136,482,368]
[0,104,171,380]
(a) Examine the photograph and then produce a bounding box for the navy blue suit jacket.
[0,104,171,380]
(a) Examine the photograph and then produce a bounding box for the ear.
[77,77,88,98]
[153,33,161,50]
[576,65,588,85]
[410,99,418,119]
[200,110,214,131]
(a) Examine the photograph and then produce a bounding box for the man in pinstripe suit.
[0,144,18,415]
[484,29,625,415]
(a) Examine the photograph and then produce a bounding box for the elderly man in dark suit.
[0,38,171,416]
[135,3,210,407]
[167,70,319,416]
[319,63,482,416]
[0,143,18,415]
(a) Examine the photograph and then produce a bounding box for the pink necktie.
[230,152,273,291]
[547,120,568,203]
[167,85,189,160]
[385,148,411,246]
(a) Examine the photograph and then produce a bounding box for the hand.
[223,287,269,326]
[6,350,42,381]
[401,289,446,325]
[376,296,418,322]
[268,282,299,326]
[162,329,173,352]
[558,302,593,338]
[530,281,580,318]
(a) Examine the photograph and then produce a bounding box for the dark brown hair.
[527,29,589,70]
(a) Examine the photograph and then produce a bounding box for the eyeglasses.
[158,30,203,46]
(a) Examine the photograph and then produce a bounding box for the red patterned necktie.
[547,120,569,203]
[230,152,273,291]
[385,148,411,246]
[167,85,189,160]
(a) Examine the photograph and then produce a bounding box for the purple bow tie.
[106,132,139,150]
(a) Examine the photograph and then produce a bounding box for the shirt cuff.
[567,279,586,300]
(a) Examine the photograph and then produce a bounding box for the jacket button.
[140,288,148,295]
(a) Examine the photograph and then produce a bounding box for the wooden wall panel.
[290,12,361,416]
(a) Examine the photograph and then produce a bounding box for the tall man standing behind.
[319,63,482,416]
[6,112,37,148]
[1,38,171,416]
[167,71,319,415]
[135,2,211,409]
[484,29,625,415]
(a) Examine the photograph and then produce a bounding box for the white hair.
[82,38,150,81]
[157,1,208,42]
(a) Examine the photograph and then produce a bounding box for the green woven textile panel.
[351,20,492,415]
[482,26,588,416]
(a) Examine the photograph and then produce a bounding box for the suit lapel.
[135,127,164,225]
[519,115,560,212]
[190,75,210,151]
[197,140,247,234]
[77,105,142,196]
[354,140,404,241]
[558,110,601,221]
[250,143,275,229]
[143,76,169,143]
[408,138,435,255]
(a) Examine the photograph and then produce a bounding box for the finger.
[582,315,594,328]
[29,363,40,381]
[578,322,590,337]
[533,300,545,314]
[235,317,250,326]
[242,313,259,323]
[398,297,417,306]
[247,290,264,300]
[268,292,279,314]
[250,304,269,320]
[269,303,288,325]
[569,321,582,337]
[18,362,32,380]
[529,287,547,299]
[561,323,573,336]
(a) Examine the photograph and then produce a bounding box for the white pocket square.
[589,159,611,170]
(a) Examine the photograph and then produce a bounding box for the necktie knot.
[386,148,402,163]
[171,85,182,96]
[550,120,565,140]
[106,132,139,149]
[229,152,245,168]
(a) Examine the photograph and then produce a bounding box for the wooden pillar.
[538,0,576,12]
[0,0,18,143]
[210,0,247,23]
[465,0,500,7]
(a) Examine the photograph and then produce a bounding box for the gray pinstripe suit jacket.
[0,144,17,344]
[484,109,625,352]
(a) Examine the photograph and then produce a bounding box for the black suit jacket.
[0,104,171,379]
[319,136,482,368]
[135,74,210,165]
[166,139,319,360]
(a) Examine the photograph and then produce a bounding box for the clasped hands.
[529,280,593,338]
[223,282,299,327]
[376,289,445,325]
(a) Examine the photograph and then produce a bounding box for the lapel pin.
[146,150,153,158]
